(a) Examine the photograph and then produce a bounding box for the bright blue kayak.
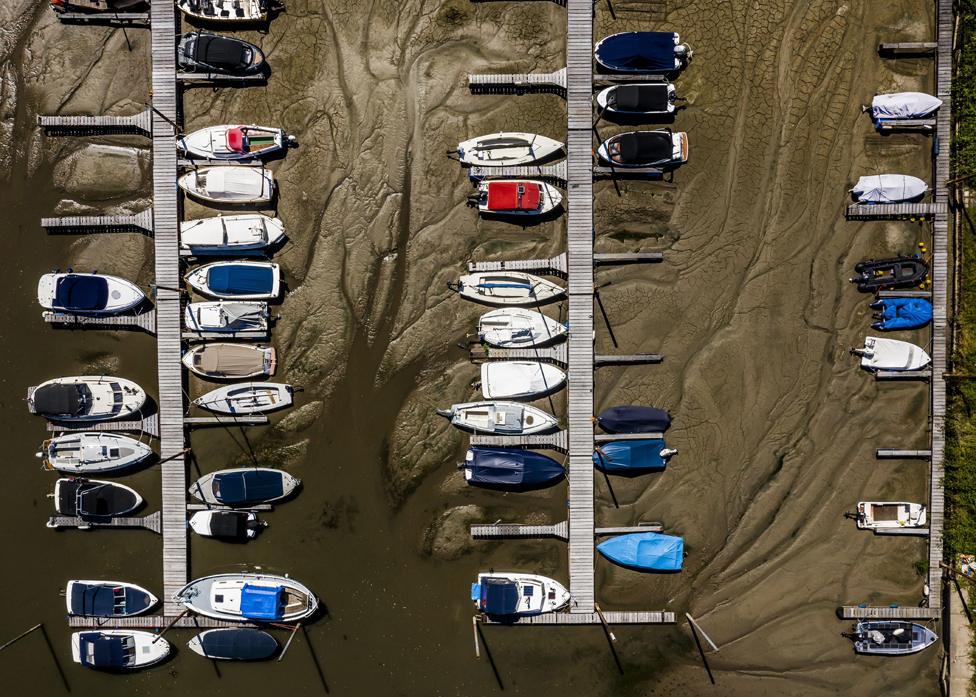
[592,439,671,473]
[597,533,684,572]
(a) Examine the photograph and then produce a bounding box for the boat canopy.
[195,344,263,373]
[593,439,669,472]
[198,629,277,660]
[70,584,151,617]
[195,34,248,69]
[213,470,284,505]
[596,32,678,72]
[613,84,669,112]
[55,276,108,311]
[597,532,684,572]
[597,405,671,433]
[33,384,86,416]
[208,168,264,196]
[226,128,245,153]
[851,174,928,203]
[207,265,274,295]
[477,578,520,615]
[239,584,285,620]
[466,447,565,486]
[487,182,541,211]
[616,132,671,164]
[78,633,128,668]
[871,92,942,119]
[872,298,932,331]
[208,512,250,539]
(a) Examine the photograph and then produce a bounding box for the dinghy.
[189,467,300,506]
[597,532,684,572]
[593,439,676,474]
[188,628,278,661]
[850,174,928,203]
[470,180,562,216]
[182,344,276,380]
[66,580,158,618]
[594,32,691,73]
[185,261,281,300]
[72,631,170,671]
[850,256,928,292]
[461,447,565,490]
[180,214,285,254]
[852,337,931,372]
[849,621,938,655]
[185,301,269,334]
[456,133,563,167]
[179,125,293,161]
[597,130,688,168]
[178,166,274,206]
[436,401,558,435]
[53,478,143,518]
[178,32,265,75]
[597,405,671,434]
[477,308,567,348]
[189,510,266,540]
[472,572,571,618]
[870,92,942,123]
[29,376,146,422]
[595,83,677,116]
[174,573,319,622]
[193,382,293,414]
[453,272,565,307]
[176,0,269,23]
[480,361,566,400]
[41,432,153,474]
[856,501,927,530]
[50,0,145,12]
[869,297,932,331]
[37,272,144,315]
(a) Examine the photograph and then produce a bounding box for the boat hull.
[594,83,677,115]
[182,344,276,380]
[185,261,281,300]
[180,214,285,254]
[179,125,286,161]
[477,308,567,348]
[174,573,319,623]
[476,180,562,216]
[480,361,566,400]
[66,580,158,617]
[472,572,571,618]
[192,382,293,414]
[457,132,563,167]
[440,401,558,435]
[457,272,565,307]
[176,0,268,23]
[71,630,170,670]
[184,301,270,333]
[189,467,300,506]
[178,167,274,206]
[44,432,153,473]
[188,628,278,660]
[29,376,147,422]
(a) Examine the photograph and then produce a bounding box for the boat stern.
[36,273,57,310]
[673,131,689,163]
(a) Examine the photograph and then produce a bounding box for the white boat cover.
[207,168,266,196]
[871,92,942,119]
[851,174,928,203]
[859,336,931,371]
[481,362,565,399]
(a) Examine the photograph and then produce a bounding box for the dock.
[845,202,945,220]
[41,208,154,234]
[468,161,567,182]
[37,109,152,136]
[47,512,161,533]
[838,605,941,620]
[54,10,150,25]
[42,310,156,334]
[877,449,932,459]
[468,67,567,94]
[878,42,938,55]
[183,415,270,428]
[67,615,258,629]
[480,610,675,625]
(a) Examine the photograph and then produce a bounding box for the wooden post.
[277,623,302,662]
[153,609,189,643]
[594,604,616,642]
[472,616,481,658]
[0,624,42,652]
[685,613,719,652]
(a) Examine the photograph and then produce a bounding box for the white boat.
[178,166,274,206]
[480,362,566,400]
[595,83,677,115]
[185,301,269,334]
[71,630,170,671]
[37,272,144,315]
[597,130,688,167]
[179,125,293,161]
[437,401,558,435]
[176,0,268,23]
[856,501,927,530]
[174,573,319,623]
[189,510,265,540]
[185,261,281,300]
[182,344,276,380]
[180,214,285,255]
[471,180,562,216]
[870,92,942,121]
[66,580,158,618]
[29,376,146,422]
[852,337,931,372]
[193,382,293,414]
[850,621,938,655]
[456,133,563,167]
[454,272,565,307]
[472,572,570,617]
[478,308,567,348]
[189,467,300,506]
[850,174,928,203]
[40,432,153,473]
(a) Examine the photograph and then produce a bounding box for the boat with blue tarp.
[461,447,565,490]
[597,405,671,434]
[594,32,690,74]
[174,572,319,622]
[471,572,570,620]
[597,532,684,572]
[869,297,932,331]
[593,439,676,474]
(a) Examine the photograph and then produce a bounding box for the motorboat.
[189,510,266,540]
[870,92,942,124]
[176,0,269,23]
[189,467,300,506]
[856,501,927,530]
[178,32,266,75]
[461,447,565,490]
[850,174,928,203]
[597,532,684,571]
[595,83,677,116]
[174,573,319,622]
[50,0,145,12]
[594,32,691,73]
[40,432,153,474]
[178,166,274,206]
[66,580,158,618]
[37,272,144,315]
[436,401,558,435]
[52,478,143,518]
[480,361,566,400]
[456,133,563,167]
[29,376,146,422]
[597,405,672,433]
[593,439,676,474]
[185,301,270,334]
[477,308,567,348]
[869,297,932,331]
[182,343,276,380]
[471,572,570,619]
[188,628,278,661]
[469,180,562,216]
[180,214,285,254]
[852,337,931,372]
[453,272,565,307]
[185,261,281,300]
[71,631,170,671]
[597,130,688,168]
[179,125,293,161]
[850,256,928,292]
[193,382,293,414]
[849,621,938,655]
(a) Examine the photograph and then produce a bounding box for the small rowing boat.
[850,174,928,203]
[593,440,676,473]
[597,532,684,571]
[855,501,927,530]
[480,361,566,400]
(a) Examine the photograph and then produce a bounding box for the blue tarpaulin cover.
[593,439,668,473]
[55,276,108,311]
[70,583,153,617]
[597,405,671,434]
[207,265,274,295]
[871,298,933,331]
[597,533,684,572]
[595,32,677,73]
[79,633,126,668]
[479,579,520,615]
[240,584,284,620]
[214,470,285,505]
[466,447,565,488]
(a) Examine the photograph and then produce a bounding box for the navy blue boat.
[188,628,278,661]
[66,580,158,618]
[462,447,565,490]
[870,297,932,331]
[593,439,674,474]
[190,467,301,507]
[597,405,671,434]
[594,32,688,74]
[597,533,684,572]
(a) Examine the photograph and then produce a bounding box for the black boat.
[178,32,266,75]
[189,509,266,540]
[597,130,688,168]
[53,478,142,518]
[850,256,929,292]
[597,405,672,434]
[461,447,565,490]
[187,628,278,661]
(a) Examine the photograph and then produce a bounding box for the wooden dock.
[468,253,568,277]
[838,605,940,620]
[845,202,945,220]
[875,369,932,380]
[47,511,161,533]
[43,310,156,334]
[878,42,938,55]
[468,160,567,182]
[480,611,675,625]
[182,328,270,341]
[184,415,270,428]
[876,289,932,298]
[468,67,567,94]
[55,11,150,25]
[472,521,569,540]
[177,71,267,84]
[877,449,932,459]
[41,208,154,234]
[67,615,258,629]
[37,109,152,136]
[469,430,568,452]
[876,118,937,131]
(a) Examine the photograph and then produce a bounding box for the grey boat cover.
[197,629,277,660]
[70,583,154,617]
[616,132,671,165]
[58,480,138,517]
[33,384,86,416]
[194,345,263,375]
[208,511,252,539]
[851,174,928,203]
[613,85,669,113]
[871,92,942,119]
[78,633,129,669]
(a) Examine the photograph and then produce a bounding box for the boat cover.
[613,84,669,112]
[593,439,669,472]
[226,128,245,153]
[466,447,565,487]
[208,511,249,539]
[195,34,248,69]
[871,298,932,331]
[55,276,109,311]
[78,633,126,668]
[222,302,265,324]
[213,470,284,505]
[239,584,284,620]
[596,32,678,73]
[487,182,541,211]
[871,92,942,119]
[207,168,265,196]
[33,384,85,416]
[70,584,152,617]
[615,132,671,165]
[851,174,928,203]
[61,481,137,517]
[198,629,277,660]
[207,265,274,295]
[597,405,671,433]
[477,578,520,615]
[597,532,684,572]
[195,345,263,374]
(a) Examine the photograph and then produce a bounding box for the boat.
[594,32,691,74]
[188,628,278,661]
[178,32,266,75]
[848,621,938,655]
[597,405,671,434]
[66,581,158,618]
[436,401,558,435]
[189,467,300,506]
[452,272,565,307]
[480,361,566,400]
[185,261,281,300]
[856,501,927,530]
[597,532,684,572]
[40,432,153,474]
[597,130,688,168]
[850,256,928,292]
[456,133,563,167]
[178,166,274,206]
[870,92,942,124]
[461,447,565,490]
[174,573,319,622]
[593,439,676,474]
[852,336,931,372]
[477,308,567,348]
[193,382,293,414]
[50,0,145,12]
[189,510,266,540]
[176,0,269,23]
[52,478,143,518]
[28,376,146,422]
[37,272,145,315]
[850,174,928,203]
[185,301,270,334]
[869,297,932,331]
[180,214,285,254]
[182,344,276,380]
[470,180,562,216]
[179,125,293,161]
[71,631,170,671]
[595,83,678,116]
[471,572,570,619]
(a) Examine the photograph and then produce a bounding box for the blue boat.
[462,447,565,490]
[185,261,281,300]
[870,297,932,331]
[597,405,671,434]
[594,32,688,74]
[592,439,674,474]
[189,467,301,506]
[597,533,684,572]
